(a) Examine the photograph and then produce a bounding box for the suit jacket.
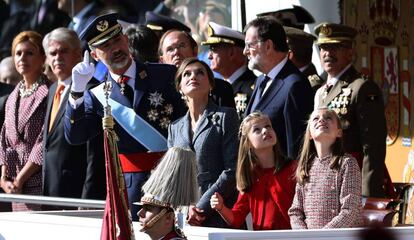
[212,78,236,109]
[0,83,15,128]
[167,101,239,228]
[246,60,313,159]
[43,79,106,201]
[314,65,386,197]
[231,68,256,118]
[65,60,186,156]
[30,0,71,36]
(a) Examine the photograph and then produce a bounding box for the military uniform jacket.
[314,65,387,197]
[303,63,324,94]
[232,68,256,118]
[65,60,186,156]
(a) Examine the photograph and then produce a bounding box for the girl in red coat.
[210,112,297,230]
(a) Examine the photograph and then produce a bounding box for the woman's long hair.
[296,108,345,185]
[236,111,288,193]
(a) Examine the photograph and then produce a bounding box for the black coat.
[42,79,106,203]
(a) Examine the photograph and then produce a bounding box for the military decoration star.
[148,92,164,107]
[163,104,174,115]
[159,117,171,129]
[147,109,159,122]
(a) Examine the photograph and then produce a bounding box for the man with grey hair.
[0,56,21,86]
[42,27,106,206]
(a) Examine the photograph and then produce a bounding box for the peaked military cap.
[201,22,245,47]
[257,5,315,30]
[284,26,316,48]
[314,22,357,45]
[145,11,191,33]
[80,12,122,47]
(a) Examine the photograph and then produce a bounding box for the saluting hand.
[71,50,95,92]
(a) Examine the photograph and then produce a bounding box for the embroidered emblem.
[139,70,147,79]
[96,20,108,32]
[234,93,248,114]
[147,109,159,121]
[159,117,171,129]
[148,92,164,107]
[211,113,220,126]
[320,25,332,36]
[163,104,173,115]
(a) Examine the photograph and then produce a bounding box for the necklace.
[19,78,44,98]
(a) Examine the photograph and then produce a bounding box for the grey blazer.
[168,101,239,228]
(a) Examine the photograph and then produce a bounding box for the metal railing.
[0,193,105,209]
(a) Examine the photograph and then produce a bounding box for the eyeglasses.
[244,40,263,49]
[165,42,188,55]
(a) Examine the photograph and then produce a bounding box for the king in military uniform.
[64,13,186,220]
[314,22,390,198]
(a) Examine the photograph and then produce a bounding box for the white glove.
[71,50,95,92]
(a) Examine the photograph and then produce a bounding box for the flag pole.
[101,81,135,240]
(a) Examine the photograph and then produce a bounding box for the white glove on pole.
[71,50,95,92]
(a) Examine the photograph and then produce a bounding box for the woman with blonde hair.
[210,112,297,230]
[0,31,50,211]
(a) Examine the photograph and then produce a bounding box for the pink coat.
[0,79,49,211]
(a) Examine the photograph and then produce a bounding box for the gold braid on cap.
[140,196,171,208]
[88,24,121,45]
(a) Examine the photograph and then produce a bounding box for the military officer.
[284,26,324,94]
[202,22,256,118]
[64,13,186,220]
[314,22,388,198]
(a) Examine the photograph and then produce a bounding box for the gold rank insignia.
[320,25,332,37]
[96,20,109,32]
[139,70,147,79]
[251,84,255,90]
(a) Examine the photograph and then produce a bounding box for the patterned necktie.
[49,84,65,131]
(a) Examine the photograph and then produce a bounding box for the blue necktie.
[251,75,270,111]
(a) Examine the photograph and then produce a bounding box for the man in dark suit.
[284,26,324,95]
[314,23,388,197]
[244,16,313,159]
[42,27,106,206]
[64,13,186,220]
[202,22,256,118]
[30,0,71,36]
[158,29,236,108]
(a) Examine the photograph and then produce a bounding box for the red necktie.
[49,84,65,131]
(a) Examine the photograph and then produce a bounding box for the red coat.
[231,161,297,230]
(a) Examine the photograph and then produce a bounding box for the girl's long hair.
[236,112,288,193]
[296,108,345,185]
